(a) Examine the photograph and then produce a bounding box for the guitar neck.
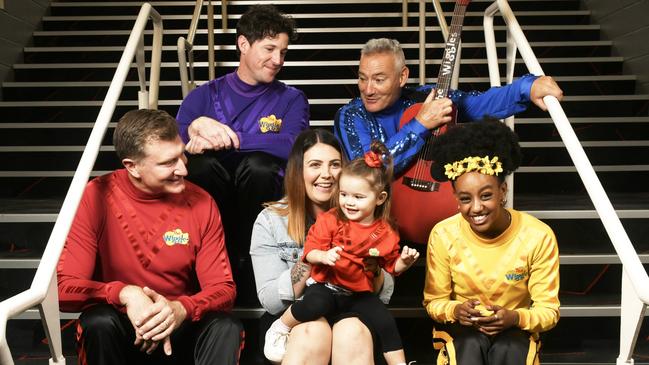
[434,3,468,100]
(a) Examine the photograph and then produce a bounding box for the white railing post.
[402,0,408,27]
[617,270,647,365]
[0,4,162,364]
[484,1,649,363]
[40,278,65,365]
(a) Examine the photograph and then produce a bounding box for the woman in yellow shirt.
[423,119,560,365]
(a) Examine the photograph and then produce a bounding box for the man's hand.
[472,305,519,336]
[119,285,159,354]
[530,76,563,111]
[135,287,188,356]
[186,116,240,154]
[415,91,454,130]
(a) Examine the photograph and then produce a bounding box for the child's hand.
[400,245,419,266]
[321,246,342,266]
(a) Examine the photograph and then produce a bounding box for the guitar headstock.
[457,0,471,5]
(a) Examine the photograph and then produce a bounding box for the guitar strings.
[415,3,467,184]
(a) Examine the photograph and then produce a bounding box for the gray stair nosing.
[48,0,585,8]
[2,117,649,129]
[32,24,601,36]
[3,210,649,222]
[41,10,591,22]
[3,254,647,269]
[0,94,644,108]
[11,57,625,70]
[23,40,613,53]
[3,141,649,152]
[3,75,636,89]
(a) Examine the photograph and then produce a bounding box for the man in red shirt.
[57,109,242,365]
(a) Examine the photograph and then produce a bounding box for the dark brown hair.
[334,141,395,227]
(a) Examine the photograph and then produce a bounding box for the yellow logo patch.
[163,229,189,246]
[259,114,282,133]
[368,248,380,257]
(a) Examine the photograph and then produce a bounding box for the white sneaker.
[264,326,289,363]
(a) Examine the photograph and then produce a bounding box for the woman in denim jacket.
[250,129,394,364]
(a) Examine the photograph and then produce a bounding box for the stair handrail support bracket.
[483,1,649,363]
[179,0,219,99]
[0,4,163,364]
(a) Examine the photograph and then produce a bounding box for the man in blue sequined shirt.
[334,38,563,174]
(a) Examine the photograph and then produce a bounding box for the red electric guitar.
[391,0,470,245]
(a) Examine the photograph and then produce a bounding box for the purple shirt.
[176,71,310,160]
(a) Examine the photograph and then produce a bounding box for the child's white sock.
[270,318,291,334]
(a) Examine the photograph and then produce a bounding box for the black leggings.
[76,304,244,365]
[290,283,402,353]
[434,322,539,365]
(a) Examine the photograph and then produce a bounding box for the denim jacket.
[250,205,395,315]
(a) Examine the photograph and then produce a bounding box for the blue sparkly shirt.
[334,74,537,174]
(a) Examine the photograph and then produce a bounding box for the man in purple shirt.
[176,5,309,305]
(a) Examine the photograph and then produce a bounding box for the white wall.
[582,0,649,93]
[0,0,50,87]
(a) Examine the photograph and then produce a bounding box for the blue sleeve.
[176,84,213,144]
[334,102,429,175]
[452,74,538,122]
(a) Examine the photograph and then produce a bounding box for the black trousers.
[291,283,403,353]
[434,322,539,365]
[187,150,284,305]
[76,304,244,365]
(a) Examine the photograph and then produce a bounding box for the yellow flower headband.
[444,155,503,180]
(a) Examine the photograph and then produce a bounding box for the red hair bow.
[364,151,383,168]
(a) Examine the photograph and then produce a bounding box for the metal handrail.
[0,4,163,364]
[483,1,649,364]
[178,0,227,98]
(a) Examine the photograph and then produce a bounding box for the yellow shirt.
[423,209,560,333]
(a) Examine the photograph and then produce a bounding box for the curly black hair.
[235,5,297,56]
[429,118,522,183]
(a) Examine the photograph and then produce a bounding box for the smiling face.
[358,52,408,113]
[453,171,510,239]
[237,33,289,85]
[303,143,343,215]
[123,136,188,195]
[338,173,387,225]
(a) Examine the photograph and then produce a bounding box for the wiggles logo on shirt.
[259,114,282,133]
[163,229,189,246]
[504,266,528,282]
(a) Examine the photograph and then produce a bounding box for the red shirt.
[303,209,400,292]
[57,169,235,321]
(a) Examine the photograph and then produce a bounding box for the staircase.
[1,0,649,363]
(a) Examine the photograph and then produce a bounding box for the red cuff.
[105,281,127,308]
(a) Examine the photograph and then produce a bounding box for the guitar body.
[388,0,470,244]
[391,103,457,245]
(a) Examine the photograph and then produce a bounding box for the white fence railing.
[483,1,649,364]
[0,4,163,364]
[178,0,228,98]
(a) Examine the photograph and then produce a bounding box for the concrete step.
[3,75,635,101]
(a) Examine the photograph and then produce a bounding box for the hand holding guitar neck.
[414,92,454,130]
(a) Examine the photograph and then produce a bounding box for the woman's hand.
[473,305,519,335]
[453,300,482,326]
